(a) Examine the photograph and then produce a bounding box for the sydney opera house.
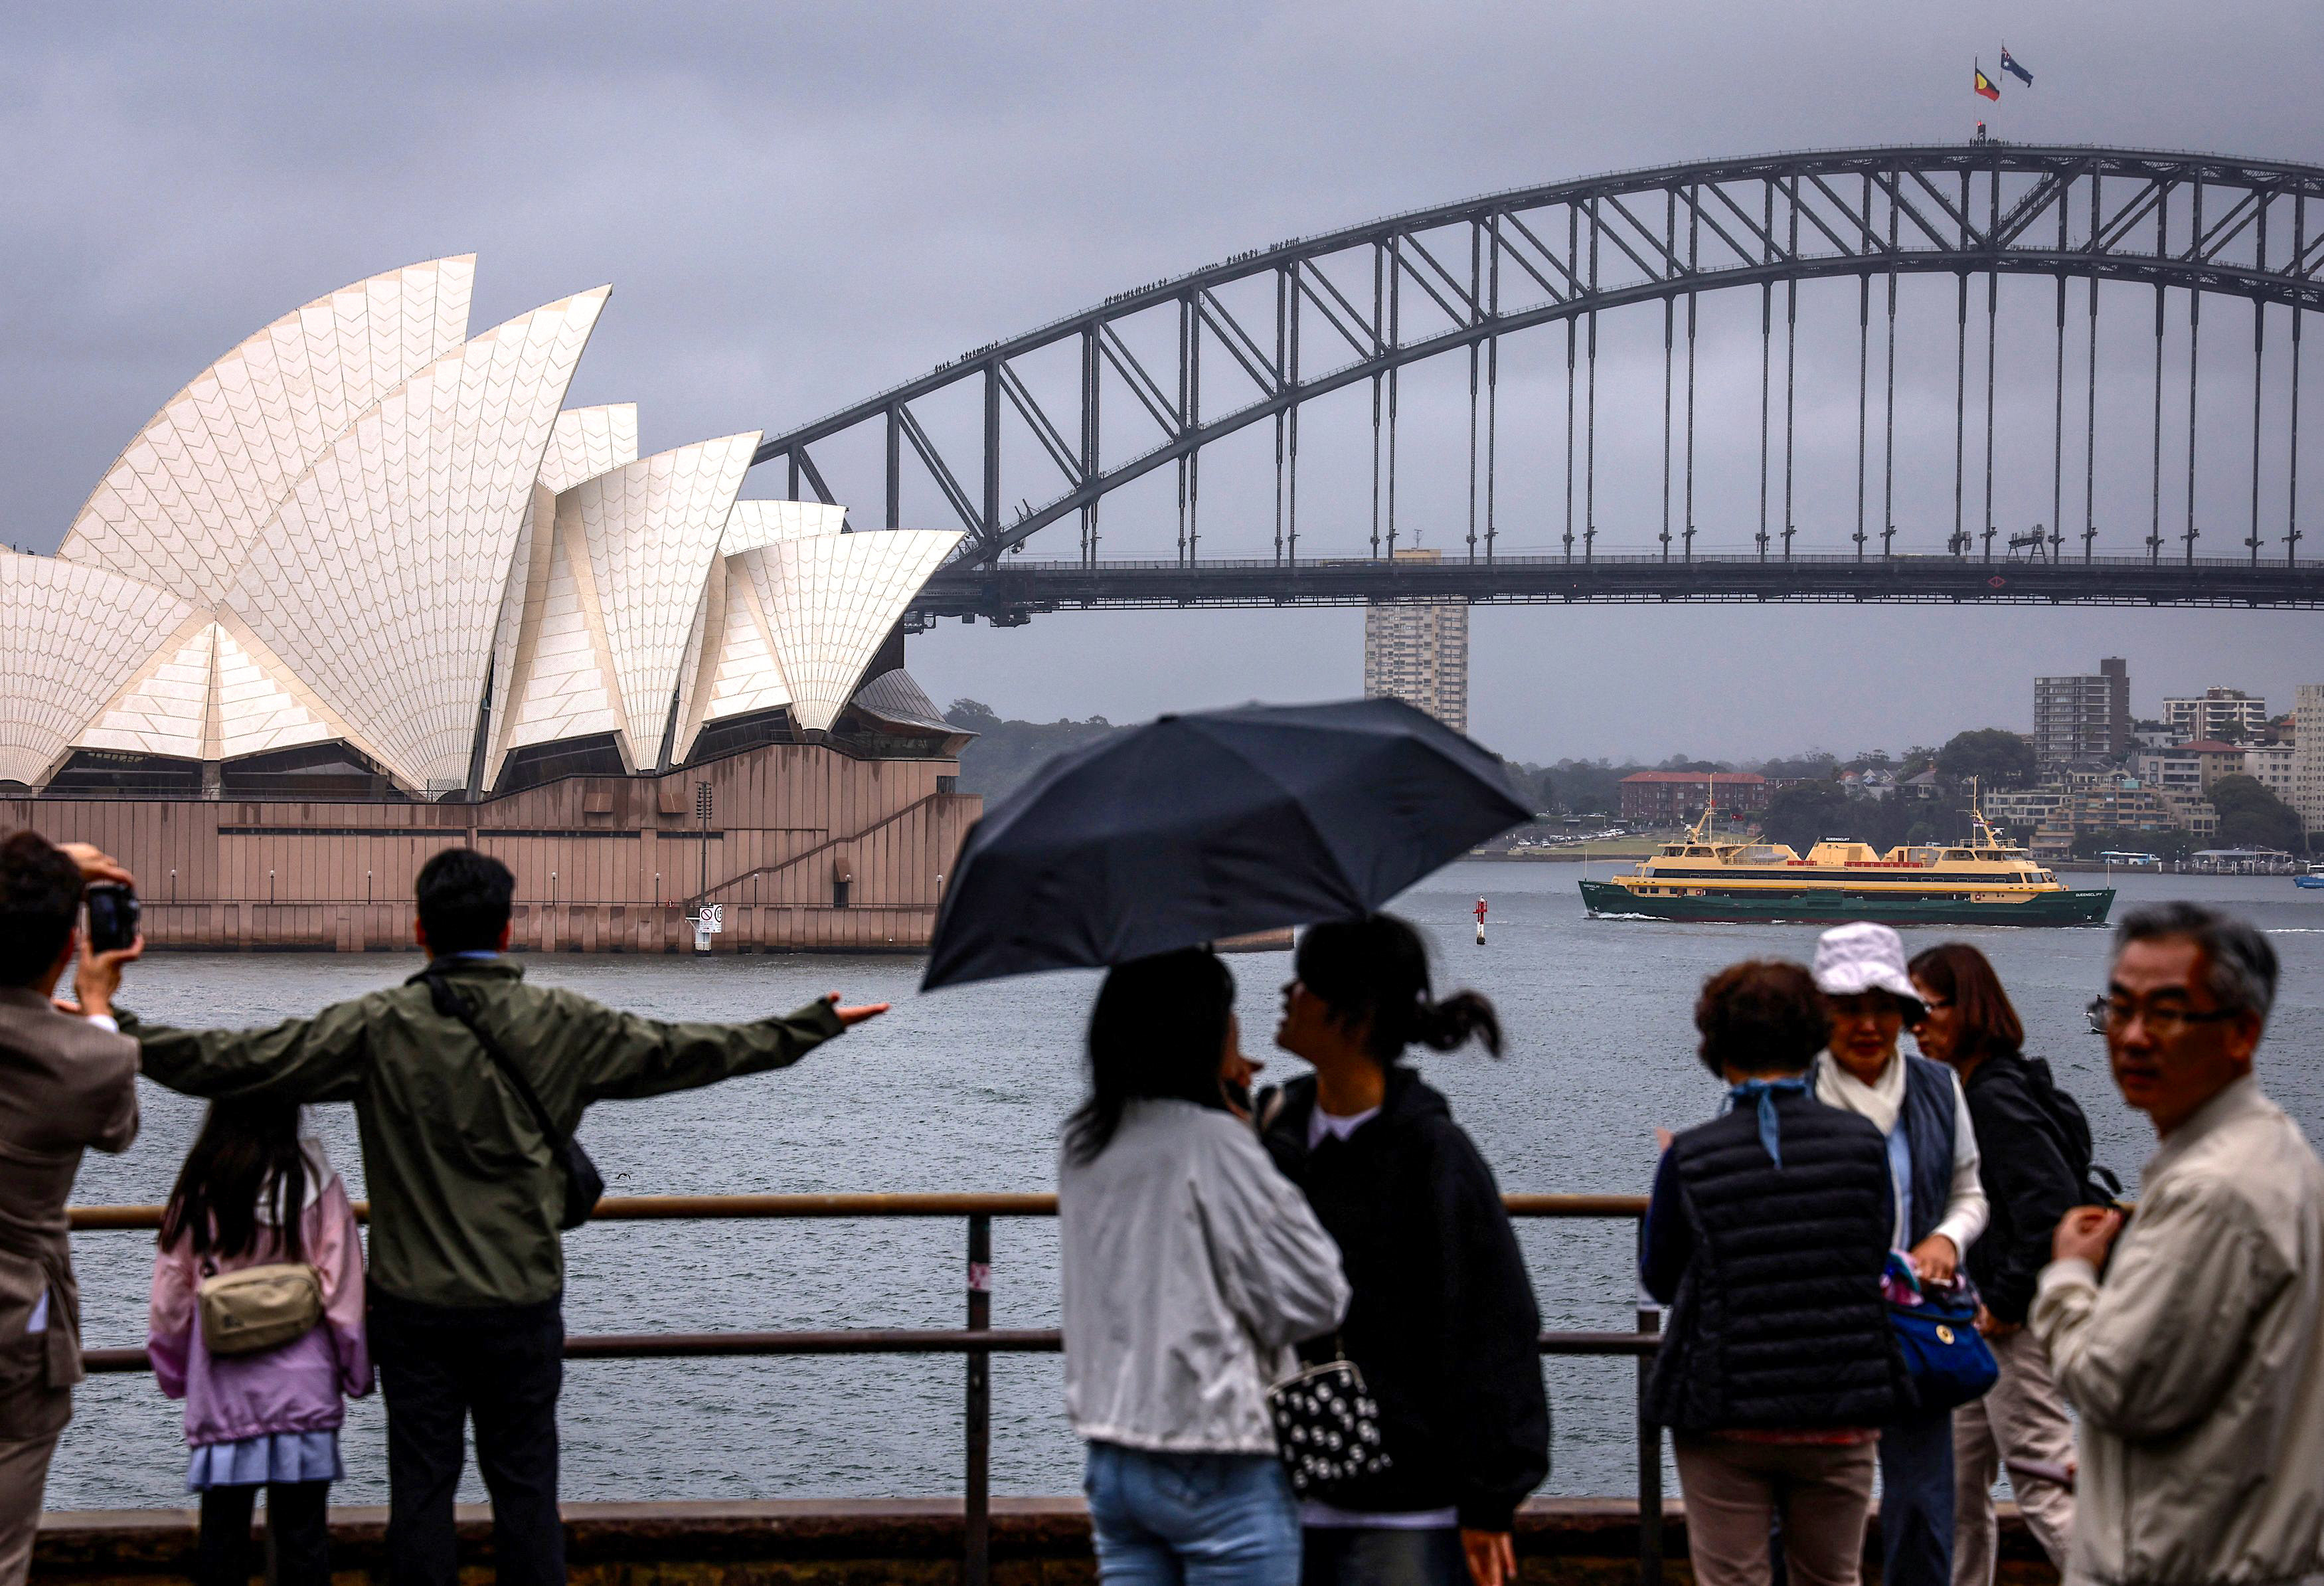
[0,256,979,951]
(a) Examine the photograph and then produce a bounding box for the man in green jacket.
[77,847,887,1586]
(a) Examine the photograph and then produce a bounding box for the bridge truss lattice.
[752,145,2324,618]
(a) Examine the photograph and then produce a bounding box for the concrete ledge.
[37,1496,2061,1584]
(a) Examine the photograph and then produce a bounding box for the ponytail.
[1415,988,1502,1057]
[1295,915,1503,1065]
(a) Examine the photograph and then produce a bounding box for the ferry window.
[1946,849,1973,860]
[1686,847,1712,857]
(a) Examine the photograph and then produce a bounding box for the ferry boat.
[1580,788,2113,926]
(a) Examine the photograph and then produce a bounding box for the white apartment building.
[2164,687,2270,742]
[2131,749,2202,793]
[1363,549,1469,733]
[2245,743,2299,803]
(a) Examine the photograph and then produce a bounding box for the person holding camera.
[0,830,144,1586]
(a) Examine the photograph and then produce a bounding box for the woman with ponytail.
[1257,915,1547,1586]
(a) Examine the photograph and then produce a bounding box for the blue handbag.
[1885,1257,1999,1412]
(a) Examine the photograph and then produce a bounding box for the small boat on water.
[2296,874,2324,890]
[1580,786,2113,926]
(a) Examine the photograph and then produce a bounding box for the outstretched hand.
[826,994,890,1028]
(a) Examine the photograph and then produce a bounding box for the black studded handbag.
[1266,1341,1391,1500]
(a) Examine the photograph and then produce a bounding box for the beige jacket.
[0,988,139,1440]
[2031,1077,2324,1586]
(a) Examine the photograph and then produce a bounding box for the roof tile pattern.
[500,518,625,760]
[562,432,759,765]
[703,561,791,722]
[209,623,335,760]
[0,552,195,785]
[58,257,474,606]
[220,288,608,790]
[720,499,847,555]
[488,412,637,751]
[78,618,216,760]
[745,530,961,733]
[537,404,639,493]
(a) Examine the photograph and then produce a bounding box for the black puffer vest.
[1645,1092,1901,1433]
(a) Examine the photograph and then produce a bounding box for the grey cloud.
[5,0,2323,759]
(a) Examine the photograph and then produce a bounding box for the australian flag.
[2000,46,2033,86]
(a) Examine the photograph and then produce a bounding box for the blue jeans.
[1878,1405,1955,1586]
[1085,1442,1302,1586]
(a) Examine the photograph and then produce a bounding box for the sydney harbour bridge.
[748,145,2324,623]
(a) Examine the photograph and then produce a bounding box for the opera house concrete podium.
[0,256,978,952]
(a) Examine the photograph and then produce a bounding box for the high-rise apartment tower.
[2033,658,2130,767]
[1363,549,1469,733]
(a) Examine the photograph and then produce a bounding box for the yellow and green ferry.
[1579,792,2113,926]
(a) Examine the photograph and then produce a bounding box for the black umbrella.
[922,697,1529,990]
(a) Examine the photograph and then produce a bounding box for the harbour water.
[49,865,2324,1510]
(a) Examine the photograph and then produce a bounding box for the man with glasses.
[2034,903,2324,1586]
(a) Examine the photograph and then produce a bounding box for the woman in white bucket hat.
[1811,922,1988,1586]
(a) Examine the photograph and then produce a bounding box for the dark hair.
[2115,901,2280,1021]
[1907,942,2025,1060]
[159,1099,309,1264]
[0,831,86,988]
[1293,915,1502,1065]
[416,847,515,956]
[1065,948,1237,1164]
[1694,960,1827,1079]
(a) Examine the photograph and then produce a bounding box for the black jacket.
[1641,1091,1900,1433]
[1959,1052,2084,1325]
[1258,1069,1549,1531]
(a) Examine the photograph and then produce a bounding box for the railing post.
[1636,1218,1663,1586]
[965,1212,992,1586]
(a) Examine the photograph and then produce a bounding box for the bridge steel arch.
[753,145,2324,616]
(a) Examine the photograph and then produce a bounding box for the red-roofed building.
[1619,771,1770,825]
[2180,740,2253,790]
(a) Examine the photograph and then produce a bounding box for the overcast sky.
[7,1,2323,763]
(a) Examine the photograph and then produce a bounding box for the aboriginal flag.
[2001,46,2033,86]
[1974,66,2001,101]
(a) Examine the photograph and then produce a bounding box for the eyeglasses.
[2087,995,2242,1038]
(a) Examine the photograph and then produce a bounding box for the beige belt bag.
[197,1263,323,1358]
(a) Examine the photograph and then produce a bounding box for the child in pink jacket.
[149,1101,369,1586]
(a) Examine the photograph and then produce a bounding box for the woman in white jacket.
[1059,947,1351,1586]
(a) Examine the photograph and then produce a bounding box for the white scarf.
[1813,1049,1906,1135]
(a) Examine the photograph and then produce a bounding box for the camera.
[84,883,140,955]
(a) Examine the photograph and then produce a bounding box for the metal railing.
[67,1191,1662,1585]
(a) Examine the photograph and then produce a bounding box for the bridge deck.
[916,551,2324,619]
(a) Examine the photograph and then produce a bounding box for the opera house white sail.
[1,257,963,798]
